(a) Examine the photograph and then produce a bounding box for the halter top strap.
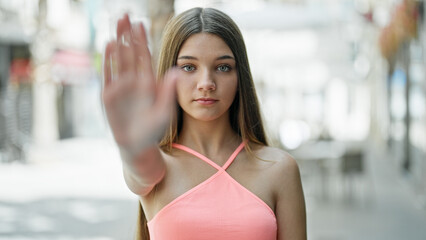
[172,141,246,171]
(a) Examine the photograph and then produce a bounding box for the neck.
[178,112,241,156]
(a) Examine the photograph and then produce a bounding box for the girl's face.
[176,33,238,122]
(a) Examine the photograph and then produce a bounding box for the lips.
[195,98,218,105]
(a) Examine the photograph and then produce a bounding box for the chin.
[194,115,221,122]
[188,111,225,122]
[182,106,229,123]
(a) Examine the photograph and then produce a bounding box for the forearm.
[120,145,166,196]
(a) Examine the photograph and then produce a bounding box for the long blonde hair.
[136,7,268,240]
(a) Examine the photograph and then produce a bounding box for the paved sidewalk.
[0,138,133,201]
[0,198,138,240]
[0,138,138,240]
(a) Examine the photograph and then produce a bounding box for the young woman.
[103,7,306,240]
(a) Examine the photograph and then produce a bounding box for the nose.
[197,69,216,91]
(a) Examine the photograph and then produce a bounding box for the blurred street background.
[1,0,426,239]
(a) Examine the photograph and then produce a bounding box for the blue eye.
[182,65,195,72]
[217,64,231,72]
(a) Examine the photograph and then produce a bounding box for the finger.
[116,14,131,45]
[133,23,155,83]
[103,41,116,88]
[116,14,137,79]
[154,68,178,121]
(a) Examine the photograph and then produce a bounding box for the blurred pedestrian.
[102,7,306,240]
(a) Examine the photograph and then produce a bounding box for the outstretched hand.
[102,14,177,155]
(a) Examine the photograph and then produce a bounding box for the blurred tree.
[148,0,174,69]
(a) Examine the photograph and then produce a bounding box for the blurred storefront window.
[379,0,425,188]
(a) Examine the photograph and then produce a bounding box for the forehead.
[178,33,234,57]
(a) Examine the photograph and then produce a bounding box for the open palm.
[102,14,177,155]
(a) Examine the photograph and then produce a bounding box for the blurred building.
[0,2,34,162]
[378,0,426,193]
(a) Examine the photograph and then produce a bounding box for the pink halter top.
[147,142,277,240]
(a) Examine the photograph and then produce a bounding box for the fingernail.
[121,32,131,47]
[132,23,140,35]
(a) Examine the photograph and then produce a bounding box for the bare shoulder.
[252,144,306,239]
[251,144,301,189]
[252,144,299,171]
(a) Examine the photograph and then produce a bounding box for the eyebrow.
[177,55,235,60]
